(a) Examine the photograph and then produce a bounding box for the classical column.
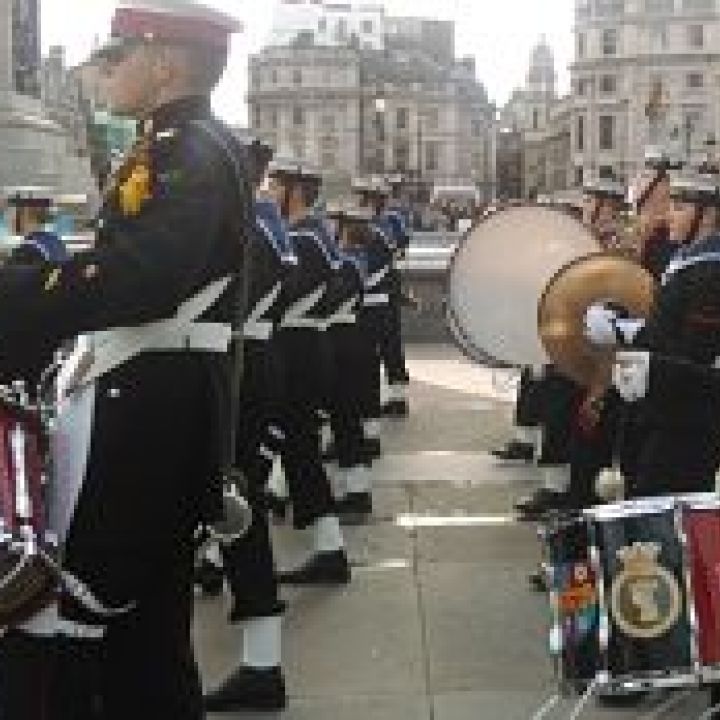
[0,0,15,94]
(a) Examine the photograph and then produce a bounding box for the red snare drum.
[681,494,720,672]
[0,390,57,627]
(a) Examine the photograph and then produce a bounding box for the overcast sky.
[41,0,575,123]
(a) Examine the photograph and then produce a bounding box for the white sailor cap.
[669,168,720,207]
[268,157,322,183]
[583,178,626,202]
[1,186,55,208]
[386,174,405,187]
[644,146,683,173]
[95,0,242,61]
[53,194,90,208]
[233,129,274,159]
[325,203,373,223]
[353,176,390,197]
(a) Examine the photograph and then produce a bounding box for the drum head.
[447,205,598,368]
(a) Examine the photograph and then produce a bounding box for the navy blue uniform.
[220,197,294,624]
[381,205,411,389]
[625,233,720,497]
[324,242,367,470]
[275,214,338,528]
[359,218,395,423]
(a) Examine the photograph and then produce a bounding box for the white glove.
[612,350,651,402]
[584,303,619,347]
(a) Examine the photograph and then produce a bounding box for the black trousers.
[0,544,202,720]
[275,330,336,529]
[358,309,382,422]
[377,273,409,386]
[627,428,720,499]
[222,506,285,623]
[516,366,578,465]
[325,324,366,469]
[4,356,223,720]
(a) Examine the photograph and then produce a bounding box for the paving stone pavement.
[194,344,714,720]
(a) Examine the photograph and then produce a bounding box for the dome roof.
[530,36,554,70]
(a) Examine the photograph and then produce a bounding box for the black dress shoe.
[204,665,287,713]
[528,568,548,593]
[322,442,338,462]
[709,685,720,716]
[336,492,373,525]
[263,492,289,521]
[514,489,571,518]
[491,441,535,463]
[596,690,647,707]
[382,400,409,418]
[362,438,382,460]
[194,560,224,597]
[276,550,351,586]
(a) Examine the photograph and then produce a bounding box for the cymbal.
[538,253,656,389]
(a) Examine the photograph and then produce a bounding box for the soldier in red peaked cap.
[0,2,254,719]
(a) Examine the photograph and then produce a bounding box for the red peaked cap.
[111,4,241,48]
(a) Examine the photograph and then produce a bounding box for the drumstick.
[10,424,30,524]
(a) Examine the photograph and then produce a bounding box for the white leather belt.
[62,276,232,393]
[329,313,357,326]
[242,282,282,343]
[143,322,232,352]
[281,285,326,330]
[325,298,359,328]
[241,324,273,342]
[282,317,325,331]
[364,293,389,307]
[366,266,390,289]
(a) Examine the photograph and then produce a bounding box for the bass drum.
[447,205,598,368]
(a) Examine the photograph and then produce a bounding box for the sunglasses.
[94,37,145,71]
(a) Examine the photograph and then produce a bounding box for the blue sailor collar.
[371,215,397,251]
[255,198,298,265]
[290,213,342,270]
[661,232,720,285]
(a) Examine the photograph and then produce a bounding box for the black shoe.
[529,569,548,593]
[337,492,373,525]
[491,441,535,463]
[195,560,224,597]
[276,550,351,586]
[596,690,647,707]
[709,685,720,717]
[204,665,287,713]
[362,438,382,460]
[514,489,571,519]
[381,400,409,418]
[322,442,338,462]
[264,492,289,522]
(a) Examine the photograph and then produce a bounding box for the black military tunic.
[0,96,254,720]
[626,232,720,497]
[276,213,337,529]
[325,253,367,469]
[221,197,293,623]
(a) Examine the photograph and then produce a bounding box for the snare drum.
[680,494,720,675]
[588,498,696,691]
[545,514,600,690]
[0,391,57,627]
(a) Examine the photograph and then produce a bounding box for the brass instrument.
[538,253,656,389]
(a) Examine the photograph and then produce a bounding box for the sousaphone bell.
[538,253,656,389]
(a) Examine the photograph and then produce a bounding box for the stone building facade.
[0,0,96,197]
[571,0,720,184]
[493,38,573,199]
[248,2,495,197]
